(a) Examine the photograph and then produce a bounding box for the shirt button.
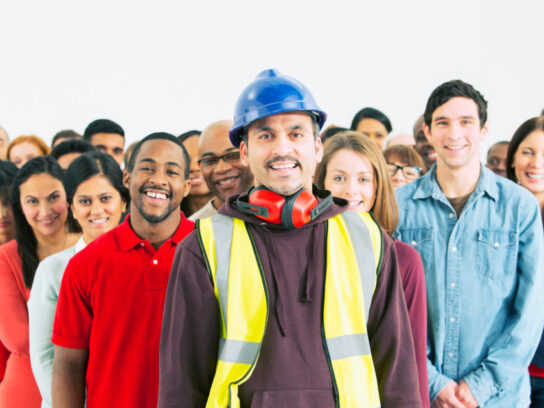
[450,283,456,288]
[411,241,417,246]
[153,259,158,265]
[448,352,454,357]
[140,242,145,247]
[452,247,457,252]
[449,213,455,218]
[450,317,455,322]
[494,242,499,248]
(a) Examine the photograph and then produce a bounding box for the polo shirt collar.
[412,162,499,202]
[116,212,192,251]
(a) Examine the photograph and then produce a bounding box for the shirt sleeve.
[367,232,422,407]
[463,199,544,405]
[158,233,220,408]
[51,255,93,349]
[28,257,63,406]
[0,249,29,354]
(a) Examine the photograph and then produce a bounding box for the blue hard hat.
[229,69,327,148]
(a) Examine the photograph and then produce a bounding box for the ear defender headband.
[237,186,333,229]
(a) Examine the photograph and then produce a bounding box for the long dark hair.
[12,156,67,288]
[64,151,129,206]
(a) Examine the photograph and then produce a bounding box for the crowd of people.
[0,69,542,408]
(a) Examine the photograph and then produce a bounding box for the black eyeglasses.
[387,163,423,179]
[198,151,241,168]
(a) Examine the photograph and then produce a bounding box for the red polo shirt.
[52,213,194,408]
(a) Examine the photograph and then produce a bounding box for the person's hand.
[455,380,478,408]
[431,381,465,408]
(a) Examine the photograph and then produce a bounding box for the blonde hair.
[315,131,398,235]
[7,135,50,161]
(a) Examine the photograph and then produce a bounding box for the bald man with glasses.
[189,120,254,220]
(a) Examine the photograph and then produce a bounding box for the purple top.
[159,190,421,407]
[395,240,430,407]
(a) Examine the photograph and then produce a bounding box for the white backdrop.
[1,0,543,159]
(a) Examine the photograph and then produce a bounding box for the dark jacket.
[158,189,422,408]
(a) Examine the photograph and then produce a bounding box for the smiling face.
[424,97,487,173]
[323,149,376,212]
[71,175,126,243]
[90,133,125,166]
[356,118,388,149]
[199,123,253,204]
[125,138,190,225]
[486,143,508,177]
[19,173,68,240]
[241,112,322,196]
[513,130,544,198]
[182,135,210,197]
[10,141,43,168]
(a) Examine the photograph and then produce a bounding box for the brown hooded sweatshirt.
[159,188,422,408]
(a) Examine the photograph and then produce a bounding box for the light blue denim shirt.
[395,165,544,407]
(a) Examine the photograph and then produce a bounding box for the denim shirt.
[395,165,544,407]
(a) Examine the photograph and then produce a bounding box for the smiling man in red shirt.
[51,133,194,408]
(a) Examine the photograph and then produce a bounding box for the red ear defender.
[237,187,333,229]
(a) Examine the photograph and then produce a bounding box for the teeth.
[146,191,167,199]
[446,146,464,151]
[527,173,544,180]
[217,177,236,186]
[90,218,107,224]
[348,200,362,206]
[271,163,296,170]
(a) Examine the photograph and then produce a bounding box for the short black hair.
[127,132,190,179]
[83,119,125,141]
[178,130,201,143]
[50,139,96,160]
[51,129,82,147]
[350,107,392,133]
[321,126,349,144]
[424,80,488,129]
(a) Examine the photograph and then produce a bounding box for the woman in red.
[0,156,79,407]
[315,131,430,407]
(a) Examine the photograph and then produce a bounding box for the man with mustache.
[51,133,194,408]
[159,70,421,407]
[189,120,254,220]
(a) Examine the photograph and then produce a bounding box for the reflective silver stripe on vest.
[211,214,234,332]
[340,211,376,318]
[326,333,372,360]
[218,338,260,365]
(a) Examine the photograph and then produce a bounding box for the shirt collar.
[116,212,194,251]
[412,163,499,202]
[74,236,87,252]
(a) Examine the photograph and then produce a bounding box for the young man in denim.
[395,80,544,408]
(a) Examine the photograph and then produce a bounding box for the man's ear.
[315,137,324,164]
[423,123,433,144]
[123,168,130,189]
[183,179,191,198]
[240,141,249,166]
[480,120,489,142]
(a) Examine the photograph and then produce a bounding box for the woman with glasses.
[315,131,430,407]
[383,145,426,189]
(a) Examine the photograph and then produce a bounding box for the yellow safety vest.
[196,211,383,408]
